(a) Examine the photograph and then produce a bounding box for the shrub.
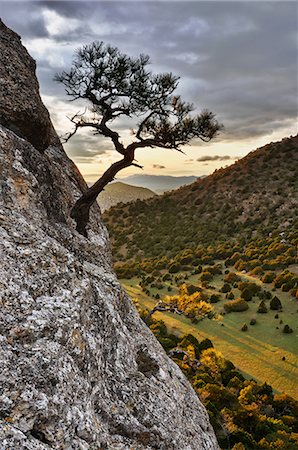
[263,290,272,300]
[231,442,246,450]
[241,288,253,302]
[270,296,282,311]
[261,271,276,283]
[229,430,257,449]
[238,282,261,295]
[221,283,232,293]
[250,318,257,325]
[241,323,248,332]
[209,294,221,303]
[274,270,298,289]
[162,273,172,281]
[283,324,293,334]
[201,271,213,282]
[158,337,177,351]
[281,282,291,292]
[257,300,268,313]
[198,338,214,353]
[186,284,202,295]
[250,266,264,276]
[169,263,182,273]
[206,264,222,275]
[224,298,249,313]
[193,265,202,274]
[224,272,241,283]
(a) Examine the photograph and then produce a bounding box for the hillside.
[104,134,298,448]
[104,136,298,260]
[119,174,199,193]
[97,181,156,212]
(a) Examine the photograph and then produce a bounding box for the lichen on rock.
[0,20,219,450]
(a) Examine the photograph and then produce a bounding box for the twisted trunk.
[71,153,134,236]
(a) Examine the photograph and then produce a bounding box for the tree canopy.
[56,41,222,235]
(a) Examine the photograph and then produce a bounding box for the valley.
[103,135,298,448]
[121,263,298,399]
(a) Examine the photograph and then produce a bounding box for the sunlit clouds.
[0,1,296,183]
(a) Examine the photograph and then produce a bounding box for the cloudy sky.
[1,1,297,181]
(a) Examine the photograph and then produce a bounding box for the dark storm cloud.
[0,1,296,152]
[0,3,49,39]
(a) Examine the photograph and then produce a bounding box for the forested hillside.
[104,136,298,261]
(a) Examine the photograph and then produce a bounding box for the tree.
[221,282,232,293]
[257,300,268,313]
[240,287,253,302]
[282,324,293,334]
[270,295,282,311]
[56,42,221,235]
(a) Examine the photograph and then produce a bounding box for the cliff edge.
[0,20,218,449]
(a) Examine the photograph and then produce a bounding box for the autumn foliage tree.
[56,41,221,235]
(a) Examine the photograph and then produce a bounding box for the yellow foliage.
[164,290,213,318]
[200,348,225,380]
[186,344,196,361]
[239,384,256,405]
[231,444,246,450]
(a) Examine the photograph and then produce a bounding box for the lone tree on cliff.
[56,42,221,236]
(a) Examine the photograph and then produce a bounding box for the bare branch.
[131,162,144,169]
[144,300,184,324]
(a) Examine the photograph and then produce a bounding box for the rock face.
[0,19,60,151]
[0,21,219,450]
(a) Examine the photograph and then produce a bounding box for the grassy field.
[122,269,298,399]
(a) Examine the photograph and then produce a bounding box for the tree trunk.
[71,154,133,236]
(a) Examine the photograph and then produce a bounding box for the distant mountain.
[97,181,156,211]
[104,136,298,259]
[118,174,199,193]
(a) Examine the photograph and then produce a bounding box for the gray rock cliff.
[0,19,60,151]
[0,20,219,449]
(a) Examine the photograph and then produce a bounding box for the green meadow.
[122,269,298,399]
